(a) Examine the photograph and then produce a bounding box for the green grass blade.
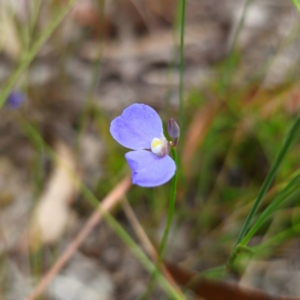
[0,0,78,109]
[290,0,300,12]
[241,171,300,246]
[254,214,300,255]
[227,117,300,267]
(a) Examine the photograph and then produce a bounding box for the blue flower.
[5,90,25,109]
[110,103,176,187]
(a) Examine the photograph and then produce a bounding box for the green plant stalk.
[290,0,300,12]
[220,0,253,94]
[162,0,183,115]
[227,117,300,268]
[159,148,179,258]
[140,2,184,295]
[75,0,105,153]
[29,0,43,36]
[141,147,179,299]
[75,54,103,153]
[240,171,300,246]
[16,116,184,300]
[179,0,186,131]
[0,0,78,109]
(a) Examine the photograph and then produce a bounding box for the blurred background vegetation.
[1,0,300,299]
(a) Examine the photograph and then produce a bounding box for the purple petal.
[110,104,163,150]
[125,150,176,187]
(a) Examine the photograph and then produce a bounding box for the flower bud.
[168,118,180,147]
[6,90,25,109]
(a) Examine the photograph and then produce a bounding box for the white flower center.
[151,135,168,156]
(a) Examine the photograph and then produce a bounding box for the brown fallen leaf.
[164,262,300,300]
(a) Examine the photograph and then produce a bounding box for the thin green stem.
[0,0,78,109]
[179,0,186,130]
[29,0,43,36]
[220,0,253,94]
[75,0,105,153]
[227,116,300,268]
[159,148,178,258]
[290,0,300,12]
[141,148,179,300]
[140,3,183,296]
